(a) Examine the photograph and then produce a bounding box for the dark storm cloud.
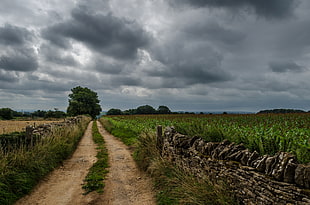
[0,50,38,72]
[170,0,297,18]
[0,24,32,46]
[185,21,246,45]
[269,61,305,73]
[149,41,232,88]
[40,44,78,66]
[149,60,232,86]
[0,23,38,72]
[41,28,72,49]
[42,8,151,60]
[92,58,123,74]
[111,76,141,86]
[0,70,19,82]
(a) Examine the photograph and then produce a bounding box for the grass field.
[0,120,62,134]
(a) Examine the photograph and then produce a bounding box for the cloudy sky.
[1,0,310,112]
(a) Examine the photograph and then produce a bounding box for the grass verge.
[82,120,108,194]
[134,133,238,205]
[0,116,91,205]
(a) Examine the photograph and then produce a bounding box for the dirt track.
[14,121,155,205]
[97,121,155,205]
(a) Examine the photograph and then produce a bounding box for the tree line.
[257,109,309,114]
[0,108,66,120]
[106,105,172,115]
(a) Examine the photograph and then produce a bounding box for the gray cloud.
[148,36,232,88]
[170,0,298,19]
[269,61,305,73]
[0,70,19,82]
[185,21,246,45]
[111,76,142,86]
[0,24,32,46]
[40,44,78,66]
[41,28,72,49]
[0,49,38,72]
[0,0,310,112]
[42,8,151,60]
[91,57,124,74]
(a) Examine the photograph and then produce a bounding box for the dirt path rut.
[15,121,98,205]
[97,121,156,205]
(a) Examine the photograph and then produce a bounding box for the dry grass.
[0,120,62,134]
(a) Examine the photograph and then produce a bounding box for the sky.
[1,0,310,112]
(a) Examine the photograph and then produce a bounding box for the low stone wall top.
[25,116,82,137]
[158,126,310,205]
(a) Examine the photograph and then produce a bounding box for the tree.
[67,86,102,119]
[157,105,171,114]
[107,108,123,115]
[0,108,13,120]
[136,105,156,114]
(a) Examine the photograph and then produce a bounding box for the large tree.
[67,86,102,119]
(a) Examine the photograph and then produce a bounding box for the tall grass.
[134,132,237,204]
[0,116,91,205]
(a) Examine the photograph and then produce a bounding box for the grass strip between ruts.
[82,120,109,194]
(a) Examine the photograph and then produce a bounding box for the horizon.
[1,0,310,112]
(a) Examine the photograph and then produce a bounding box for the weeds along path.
[15,121,100,205]
[97,121,156,205]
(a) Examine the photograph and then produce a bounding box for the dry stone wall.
[25,116,82,137]
[157,126,310,205]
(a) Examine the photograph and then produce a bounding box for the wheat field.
[0,120,61,134]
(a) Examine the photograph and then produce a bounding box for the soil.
[14,121,156,205]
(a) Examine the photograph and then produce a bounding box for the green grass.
[99,118,138,146]
[82,120,109,194]
[0,116,91,205]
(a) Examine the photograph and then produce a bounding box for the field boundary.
[158,126,310,204]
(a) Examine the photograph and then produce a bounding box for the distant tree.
[32,110,47,118]
[123,109,137,115]
[12,110,23,117]
[107,108,123,115]
[136,105,156,114]
[257,109,306,114]
[157,105,171,114]
[0,108,13,120]
[45,110,66,118]
[67,86,102,119]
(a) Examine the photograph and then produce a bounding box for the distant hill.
[257,109,307,114]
